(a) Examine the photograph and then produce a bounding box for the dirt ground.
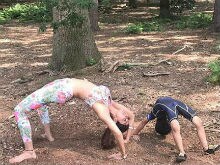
[0,2,220,165]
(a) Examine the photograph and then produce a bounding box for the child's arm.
[132,118,149,135]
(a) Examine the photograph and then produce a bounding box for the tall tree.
[89,0,100,31]
[50,0,101,71]
[159,0,171,18]
[128,0,137,9]
[213,0,220,32]
[159,0,195,18]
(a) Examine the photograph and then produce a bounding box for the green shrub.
[124,12,212,34]
[116,63,132,71]
[124,19,167,34]
[0,13,8,24]
[142,20,162,32]
[207,59,220,85]
[175,13,212,29]
[0,3,51,24]
[86,58,97,66]
[124,23,143,34]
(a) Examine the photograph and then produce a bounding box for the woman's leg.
[37,106,54,141]
[192,116,208,150]
[9,108,36,164]
[170,119,185,154]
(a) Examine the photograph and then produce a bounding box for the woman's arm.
[111,101,135,142]
[92,103,127,159]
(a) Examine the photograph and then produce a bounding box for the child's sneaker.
[204,144,220,155]
[176,153,187,162]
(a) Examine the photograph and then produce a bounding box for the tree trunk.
[128,0,137,8]
[159,0,171,18]
[213,0,220,32]
[89,0,100,31]
[51,6,101,71]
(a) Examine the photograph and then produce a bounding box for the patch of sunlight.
[0,38,11,43]
[147,45,167,49]
[174,54,219,63]
[102,36,163,43]
[129,11,148,15]
[0,52,15,57]
[0,62,20,68]
[31,62,48,67]
[149,7,159,10]
[190,92,220,111]
[168,35,198,40]
[37,54,51,57]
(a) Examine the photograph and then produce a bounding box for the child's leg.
[192,116,208,150]
[37,106,54,142]
[9,107,36,164]
[170,119,185,154]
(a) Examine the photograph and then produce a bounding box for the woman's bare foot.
[41,133,54,142]
[9,150,37,164]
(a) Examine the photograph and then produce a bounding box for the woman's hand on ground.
[132,135,140,141]
[108,152,127,160]
[124,138,130,143]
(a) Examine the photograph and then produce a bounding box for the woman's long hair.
[101,113,129,149]
[101,127,116,149]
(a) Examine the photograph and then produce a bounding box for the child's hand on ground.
[108,152,127,160]
[132,135,140,141]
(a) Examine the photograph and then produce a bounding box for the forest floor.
[0,1,220,165]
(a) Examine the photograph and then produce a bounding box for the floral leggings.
[14,78,74,143]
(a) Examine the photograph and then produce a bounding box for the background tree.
[159,0,195,18]
[213,0,220,32]
[128,0,137,9]
[89,0,100,31]
[50,0,101,71]
[159,0,171,18]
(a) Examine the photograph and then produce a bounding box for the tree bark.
[51,6,101,71]
[128,0,137,8]
[213,0,220,32]
[159,0,171,18]
[89,0,100,31]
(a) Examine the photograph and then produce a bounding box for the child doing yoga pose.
[132,97,219,162]
[9,78,134,163]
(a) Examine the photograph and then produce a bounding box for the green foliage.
[141,20,163,32]
[170,0,195,15]
[124,19,166,34]
[75,0,94,9]
[0,0,93,29]
[213,43,220,53]
[48,0,94,28]
[116,64,132,71]
[0,3,51,24]
[0,12,8,24]
[86,58,97,66]
[124,12,212,34]
[124,23,143,34]
[207,59,220,85]
[175,13,212,29]
[98,0,112,14]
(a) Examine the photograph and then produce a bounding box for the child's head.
[155,112,171,135]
